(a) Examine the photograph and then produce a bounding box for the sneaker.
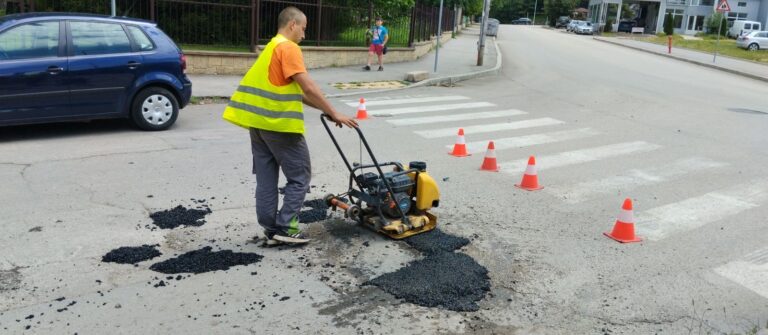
[273,230,311,244]
[263,231,284,247]
[378,66,383,71]
[363,65,371,71]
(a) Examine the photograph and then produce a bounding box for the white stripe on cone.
[524,164,537,175]
[358,103,366,111]
[617,209,634,223]
[485,148,496,158]
[457,135,466,144]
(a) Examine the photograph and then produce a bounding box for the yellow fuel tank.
[406,163,440,210]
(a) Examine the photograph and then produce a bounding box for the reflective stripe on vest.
[222,34,305,133]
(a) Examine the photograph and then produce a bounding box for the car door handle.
[127,61,141,69]
[47,66,64,74]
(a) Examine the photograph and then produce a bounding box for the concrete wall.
[185,32,455,75]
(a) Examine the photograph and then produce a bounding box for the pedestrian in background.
[363,17,389,71]
[222,6,358,246]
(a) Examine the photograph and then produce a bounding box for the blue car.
[0,13,192,130]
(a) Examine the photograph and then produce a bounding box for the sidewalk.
[189,25,500,98]
[594,36,768,83]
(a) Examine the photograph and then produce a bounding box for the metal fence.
[7,0,455,50]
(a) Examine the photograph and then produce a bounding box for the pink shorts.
[369,44,384,55]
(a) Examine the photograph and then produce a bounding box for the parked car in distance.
[574,21,593,35]
[617,20,636,33]
[0,13,192,130]
[567,20,583,32]
[485,18,500,36]
[511,18,532,25]
[736,31,768,51]
[728,20,762,38]
[555,16,570,28]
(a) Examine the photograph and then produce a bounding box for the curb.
[325,37,502,98]
[593,37,768,84]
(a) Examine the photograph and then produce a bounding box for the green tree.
[705,12,728,36]
[621,4,635,20]
[605,19,612,32]
[663,12,673,35]
[543,0,578,26]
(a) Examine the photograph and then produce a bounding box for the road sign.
[717,0,731,13]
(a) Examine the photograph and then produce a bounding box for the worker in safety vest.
[223,6,358,246]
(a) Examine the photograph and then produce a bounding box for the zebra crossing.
[341,93,767,299]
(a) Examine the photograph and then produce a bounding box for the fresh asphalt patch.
[101,245,162,264]
[149,203,212,229]
[365,229,490,312]
[299,198,329,224]
[148,247,263,274]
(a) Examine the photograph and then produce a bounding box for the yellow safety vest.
[222,34,305,133]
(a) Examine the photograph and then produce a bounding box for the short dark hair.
[376,17,383,21]
[278,6,305,28]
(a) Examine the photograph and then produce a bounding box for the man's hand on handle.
[328,112,358,128]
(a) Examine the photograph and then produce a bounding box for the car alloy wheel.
[748,43,759,51]
[141,94,174,126]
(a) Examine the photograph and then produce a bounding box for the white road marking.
[714,247,768,299]
[415,118,564,139]
[345,95,470,107]
[371,102,495,116]
[636,179,768,241]
[548,157,727,204]
[388,109,528,126]
[499,141,662,174]
[447,128,600,154]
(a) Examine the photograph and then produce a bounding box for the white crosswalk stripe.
[448,128,601,155]
[635,179,768,241]
[415,117,564,139]
[387,109,528,126]
[499,141,662,174]
[714,247,768,299]
[371,102,495,116]
[345,95,470,107]
[547,157,727,204]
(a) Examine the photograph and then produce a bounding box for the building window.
[687,15,706,30]
[726,12,748,22]
[700,0,714,5]
[737,2,746,6]
[668,0,686,5]
[665,9,684,29]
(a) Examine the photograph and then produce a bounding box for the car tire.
[748,43,759,51]
[130,87,179,131]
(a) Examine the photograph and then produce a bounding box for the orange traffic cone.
[604,198,642,243]
[480,141,500,172]
[449,128,470,157]
[515,156,543,190]
[356,98,368,120]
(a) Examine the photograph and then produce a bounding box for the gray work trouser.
[249,128,311,234]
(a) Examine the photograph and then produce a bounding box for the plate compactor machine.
[321,115,440,239]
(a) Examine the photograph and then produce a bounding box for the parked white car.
[728,20,762,38]
[575,21,594,35]
[567,20,582,32]
[736,31,768,51]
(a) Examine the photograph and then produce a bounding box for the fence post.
[316,0,322,46]
[250,0,257,53]
[150,0,155,22]
[408,4,416,47]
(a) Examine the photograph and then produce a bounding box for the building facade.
[588,0,768,35]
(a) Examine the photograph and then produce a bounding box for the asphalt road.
[1,25,768,334]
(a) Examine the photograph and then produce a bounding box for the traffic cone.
[356,98,368,120]
[514,156,543,190]
[604,198,642,243]
[449,128,470,157]
[480,141,500,172]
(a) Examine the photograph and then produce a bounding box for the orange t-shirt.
[268,41,307,87]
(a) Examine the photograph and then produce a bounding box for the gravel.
[101,245,162,264]
[150,205,212,229]
[404,229,470,255]
[298,198,329,223]
[149,247,263,274]
[366,229,490,312]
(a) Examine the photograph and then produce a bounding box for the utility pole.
[533,0,538,25]
[477,0,491,66]
[434,0,444,72]
[111,0,116,16]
